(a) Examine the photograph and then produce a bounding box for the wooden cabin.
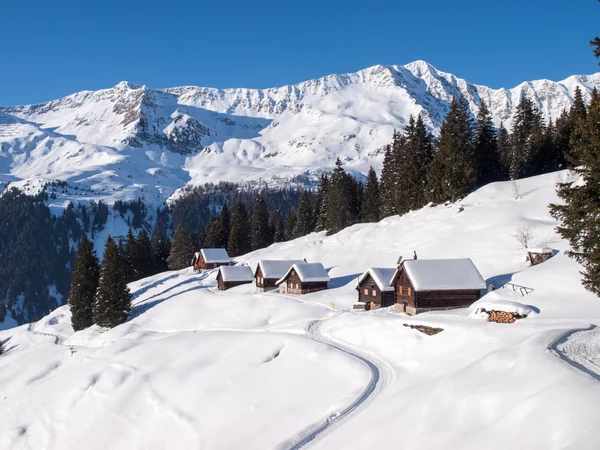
[216,265,254,290]
[276,263,329,295]
[390,259,486,315]
[526,247,554,266]
[356,268,397,309]
[192,248,231,272]
[254,260,306,293]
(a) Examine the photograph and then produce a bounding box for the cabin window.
[399,286,403,295]
[372,290,377,296]
[408,287,412,296]
[364,288,369,295]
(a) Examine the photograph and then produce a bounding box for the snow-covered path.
[551,325,600,382]
[283,318,395,449]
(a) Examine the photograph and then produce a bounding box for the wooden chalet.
[254,260,306,293]
[526,247,554,266]
[356,268,397,309]
[192,248,231,272]
[276,263,329,295]
[216,265,254,291]
[390,259,486,315]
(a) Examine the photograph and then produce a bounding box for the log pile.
[403,323,444,335]
[486,310,527,324]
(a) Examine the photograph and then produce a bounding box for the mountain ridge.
[1,60,599,209]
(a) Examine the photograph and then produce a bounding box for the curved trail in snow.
[281,318,395,450]
[550,325,600,382]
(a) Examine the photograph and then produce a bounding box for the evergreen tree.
[380,132,406,217]
[314,173,329,231]
[216,203,230,249]
[550,91,600,294]
[593,36,600,61]
[474,100,503,185]
[202,216,220,248]
[426,96,477,203]
[67,233,100,331]
[268,209,285,243]
[250,196,273,250]
[324,158,360,234]
[293,192,316,237]
[285,209,297,241]
[152,236,171,274]
[228,201,251,256]
[122,228,136,283]
[400,115,434,212]
[167,225,194,270]
[362,166,381,222]
[93,237,131,328]
[555,109,574,167]
[133,230,153,280]
[497,121,511,173]
[509,95,544,179]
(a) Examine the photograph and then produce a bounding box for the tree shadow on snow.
[129,285,202,320]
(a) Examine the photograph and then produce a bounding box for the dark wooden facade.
[216,271,253,291]
[278,269,327,295]
[356,273,396,307]
[255,265,279,292]
[392,267,481,315]
[193,254,229,272]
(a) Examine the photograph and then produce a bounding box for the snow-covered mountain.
[3,170,600,449]
[1,61,599,208]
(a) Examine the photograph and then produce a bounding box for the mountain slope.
[2,171,600,449]
[1,62,599,207]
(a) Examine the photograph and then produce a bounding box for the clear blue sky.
[2,0,599,105]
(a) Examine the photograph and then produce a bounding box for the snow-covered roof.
[200,248,230,263]
[526,247,553,254]
[218,265,254,282]
[357,268,397,292]
[276,263,330,285]
[255,260,307,279]
[399,259,486,291]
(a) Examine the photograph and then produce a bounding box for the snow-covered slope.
[1,62,599,208]
[3,171,600,449]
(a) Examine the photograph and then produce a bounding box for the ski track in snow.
[550,325,600,382]
[30,273,395,450]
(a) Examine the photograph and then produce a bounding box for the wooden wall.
[357,274,395,307]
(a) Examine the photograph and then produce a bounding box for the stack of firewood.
[487,310,525,324]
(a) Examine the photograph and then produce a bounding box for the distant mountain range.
[1,60,599,208]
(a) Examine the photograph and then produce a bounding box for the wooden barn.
[276,263,329,295]
[356,268,397,308]
[216,265,254,291]
[526,247,554,266]
[254,260,306,293]
[391,259,486,315]
[192,248,231,272]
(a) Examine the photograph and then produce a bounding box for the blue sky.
[2,0,599,105]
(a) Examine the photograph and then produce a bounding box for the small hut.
[391,258,486,315]
[356,268,397,309]
[216,265,254,291]
[276,263,329,295]
[254,260,306,293]
[526,247,554,266]
[193,248,231,272]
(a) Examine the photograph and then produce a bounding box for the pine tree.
[497,121,511,174]
[228,201,251,256]
[293,192,316,237]
[314,173,329,231]
[362,166,381,222]
[401,115,434,211]
[474,100,503,186]
[555,109,574,167]
[167,225,194,270]
[379,132,406,217]
[509,95,544,179]
[122,228,136,282]
[93,237,131,328]
[216,203,230,249]
[426,96,477,203]
[285,209,297,240]
[202,216,220,248]
[593,36,600,61]
[550,91,600,294]
[269,209,285,243]
[324,158,360,234]
[67,233,100,331]
[133,230,153,279]
[250,196,272,250]
[152,236,171,275]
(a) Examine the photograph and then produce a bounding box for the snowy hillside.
[1,61,599,208]
[2,171,600,449]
